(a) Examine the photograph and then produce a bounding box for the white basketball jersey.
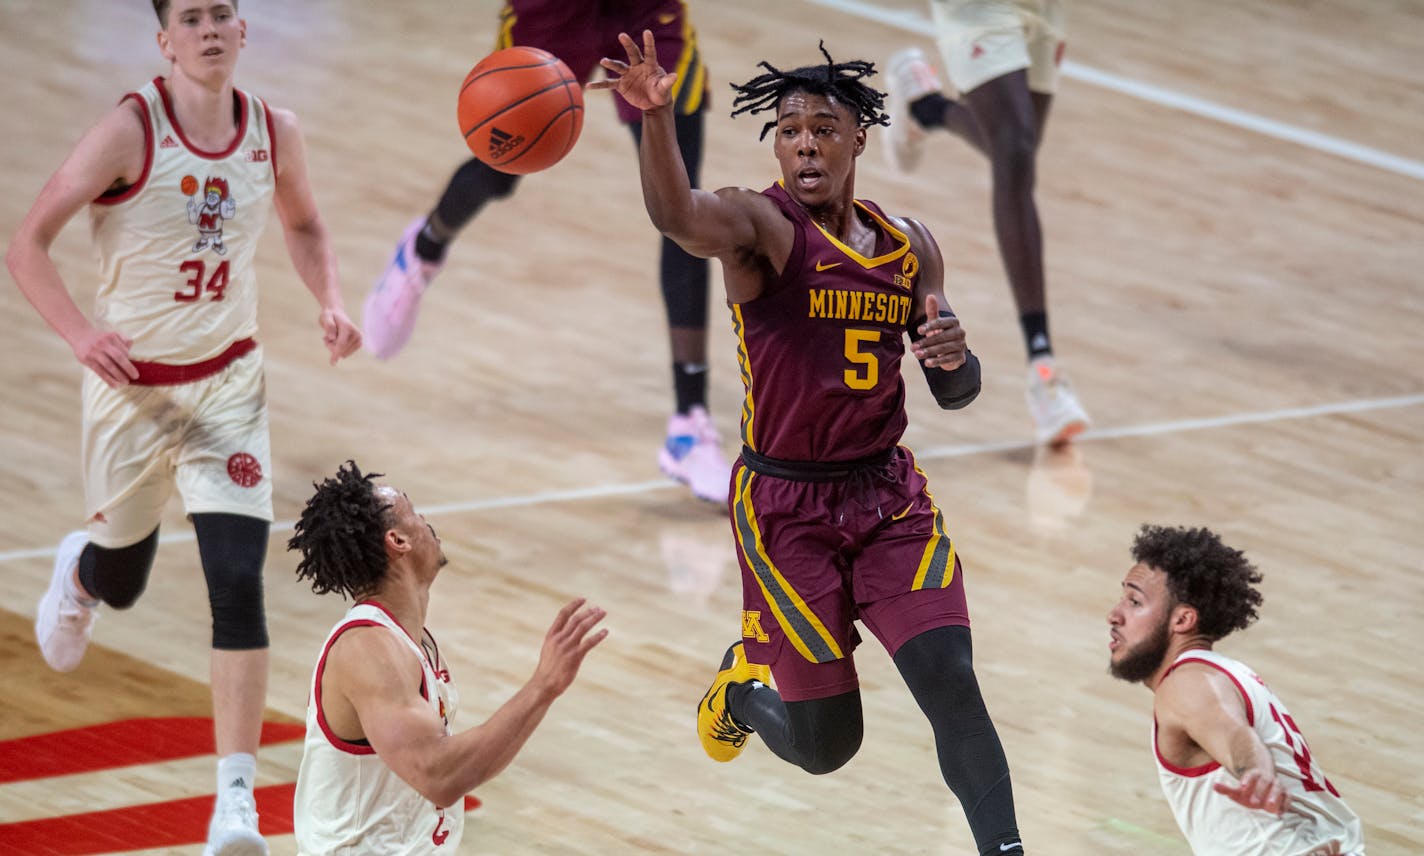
[1154,650,1364,856]
[88,77,275,363]
[295,602,465,855]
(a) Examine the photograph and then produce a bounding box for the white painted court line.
[2,393,1420,564]
[800,0,1424,181]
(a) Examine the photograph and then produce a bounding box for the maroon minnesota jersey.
[733,182,921,462]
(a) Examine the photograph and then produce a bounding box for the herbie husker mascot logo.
[187,175,237,255]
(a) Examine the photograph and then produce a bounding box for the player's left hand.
[911,294,967,370]
[1213,769,1288,815]
[319,306,361,365]
[590,30,677,111]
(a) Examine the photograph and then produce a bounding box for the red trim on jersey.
[93,94,154,206]
[1153,716,1222,777]
[129,337,256,386]
[313,619,382,756]
[1154,654,1256,777]
[154,76,248,159]
[1165,655,1254,725]
[260,96,279,178]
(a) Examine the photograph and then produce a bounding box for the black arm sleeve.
[909,312,982,410]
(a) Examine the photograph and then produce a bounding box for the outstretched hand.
[319,306,361,365]
[910,293,967,370]
[1213,769,1288,815]
[588,30,678,111]
[532,597,609,698]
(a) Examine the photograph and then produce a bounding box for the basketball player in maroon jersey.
[364,0,734,505]
[595,32,1026,856]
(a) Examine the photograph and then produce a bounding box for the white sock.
[216,753,257,794]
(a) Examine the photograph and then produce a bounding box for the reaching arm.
[592,30,785,292]
[325,599,607,809]
[6,101,147,388]
[269,107,361,365]
[1157,663,1287,815]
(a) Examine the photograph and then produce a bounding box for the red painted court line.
[0,783,293,855]
[0,786,481,855]
[0,718,304,783]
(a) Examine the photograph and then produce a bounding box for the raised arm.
[6,101,147,388]
[269,106,361,364]
[324,599,607,808]
[1157,664,1287,815]
[591,31,784,280]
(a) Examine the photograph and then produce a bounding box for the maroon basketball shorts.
[729,447,970,701]
[498,0,707,123]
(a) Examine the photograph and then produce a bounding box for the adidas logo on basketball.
[487,126,524,159]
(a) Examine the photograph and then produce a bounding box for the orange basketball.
[457,46,584,175]
[181,174,198,195]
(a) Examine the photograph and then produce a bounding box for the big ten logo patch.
[741,610,769,643]
[894,252,919,290]
[227,452,263,488]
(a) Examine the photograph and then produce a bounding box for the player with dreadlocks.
[594,32,1025,855]
[287,461,608,854]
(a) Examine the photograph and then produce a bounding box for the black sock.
[413,219,447,265]
[1019,311,1052,359]
[672,362,708,415]
[910,92,954,129]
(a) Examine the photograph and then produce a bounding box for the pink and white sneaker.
[35,531,97,673]
[658,406,732,505]
[363,218,443,360]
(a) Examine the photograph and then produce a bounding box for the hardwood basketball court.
[0,1,1420,853]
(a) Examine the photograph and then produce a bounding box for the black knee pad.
[192,513,270,650]
[80,528,160,610]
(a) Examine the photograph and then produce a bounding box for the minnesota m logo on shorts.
[741,610,770,643]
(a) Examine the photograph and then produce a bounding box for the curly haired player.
[1108,524,1364,855]
[289,461,607,854]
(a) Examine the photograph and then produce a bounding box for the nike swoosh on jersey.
[815,260,842,271]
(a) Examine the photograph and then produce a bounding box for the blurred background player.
[288,462,607,854]
[597,32,1026,856]
[885,0,1089,446]
[363,0,732,503]
[1107,525,1365,855]
[5,1,361,853]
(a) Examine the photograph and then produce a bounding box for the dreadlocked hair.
[1131,524,1265,642]
[729,41,890,140]
[288,460,392,600]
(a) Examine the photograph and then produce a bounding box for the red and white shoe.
[884,47,944,174]
[1026,356,1090,446]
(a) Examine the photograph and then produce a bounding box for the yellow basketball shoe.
[697,642,771,762]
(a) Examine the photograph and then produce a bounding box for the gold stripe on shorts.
[732,467,844,663]
[910,468,957,590]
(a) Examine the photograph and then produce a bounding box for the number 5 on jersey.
[844,328,880,390]
[175,259,229,302]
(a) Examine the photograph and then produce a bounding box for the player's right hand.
[71,327,138,388]
[1213,769,1288,815]
[590,30,677,111]
[533,597,608,697]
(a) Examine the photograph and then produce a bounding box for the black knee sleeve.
[895,626,1021,854]
[732,685,864,775]
[192,513,270,650]
[80,528,160,610]
[432,158,522,235]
